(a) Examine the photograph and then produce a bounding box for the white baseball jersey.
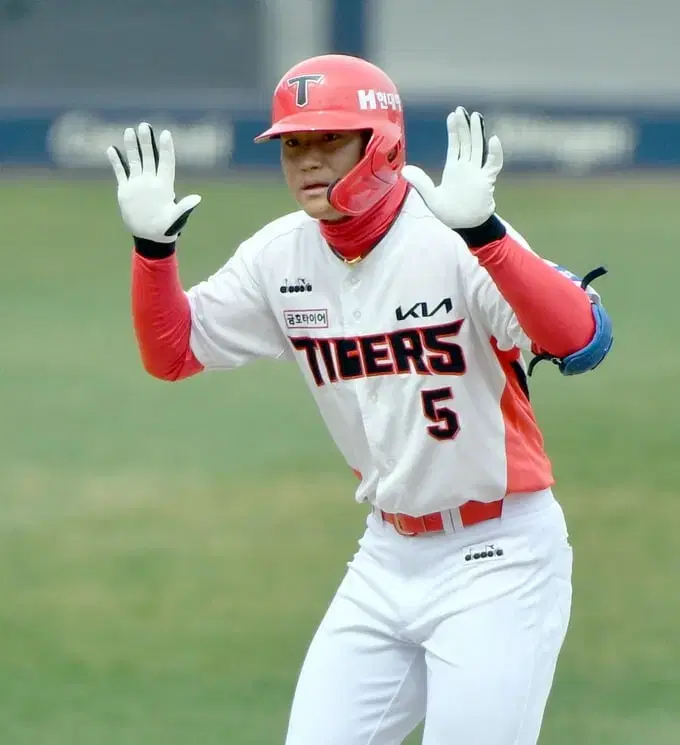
[187,190,595,516]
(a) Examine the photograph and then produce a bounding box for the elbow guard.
[528,265,613,377]
[556,302,613,375]
[528,302,613,377]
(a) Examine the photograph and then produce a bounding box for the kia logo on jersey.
[395,297,453,321]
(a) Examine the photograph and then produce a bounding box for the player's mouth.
[301,181,330,195]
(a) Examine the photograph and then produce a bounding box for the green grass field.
[0,173,678,744]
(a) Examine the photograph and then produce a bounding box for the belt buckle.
[393,514,417,537]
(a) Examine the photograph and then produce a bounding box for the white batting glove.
[106,123,201,243]
[402,107,504,229]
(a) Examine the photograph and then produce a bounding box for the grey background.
[1,0,674,106]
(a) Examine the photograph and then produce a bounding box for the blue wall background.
[1,0,678,174]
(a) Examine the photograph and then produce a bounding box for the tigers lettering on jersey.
[289,320,467,387]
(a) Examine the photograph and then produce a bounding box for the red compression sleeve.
[472,233,595,358]
[131,251,204,381]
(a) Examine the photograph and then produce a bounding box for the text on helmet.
[357,89,402,112]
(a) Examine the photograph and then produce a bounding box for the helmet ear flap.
[324,129,375,204]
[327,129,403,217]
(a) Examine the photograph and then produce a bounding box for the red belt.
[380,499,504,536]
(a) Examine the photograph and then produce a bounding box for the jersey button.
[353,310,362,320]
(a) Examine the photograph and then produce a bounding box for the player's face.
[280,130,364,220]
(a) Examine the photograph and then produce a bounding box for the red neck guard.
[319,179,410,262]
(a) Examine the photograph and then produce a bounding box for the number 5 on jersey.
[421,387,460,441]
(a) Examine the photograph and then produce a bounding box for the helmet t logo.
[287,74,325,107]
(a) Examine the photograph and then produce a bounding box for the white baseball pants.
[284,488,573,745]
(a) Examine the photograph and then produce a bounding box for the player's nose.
[298,143,325,170]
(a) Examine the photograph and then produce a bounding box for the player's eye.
[284,137,300,148]
[322,132,342,143]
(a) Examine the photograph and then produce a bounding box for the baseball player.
[107,54,612,745]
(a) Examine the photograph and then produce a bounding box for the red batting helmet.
[254,54,406,217]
